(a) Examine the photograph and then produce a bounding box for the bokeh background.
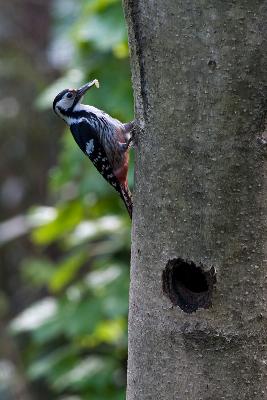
[0,0,133,399]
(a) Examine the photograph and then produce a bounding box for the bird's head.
[53,79,99,119]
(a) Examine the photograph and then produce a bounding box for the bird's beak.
[76,79,99,101]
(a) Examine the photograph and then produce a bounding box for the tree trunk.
[123,1,267,399]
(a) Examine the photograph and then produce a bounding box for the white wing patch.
[86,139,94,155]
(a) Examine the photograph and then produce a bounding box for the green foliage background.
[11,1,133,398]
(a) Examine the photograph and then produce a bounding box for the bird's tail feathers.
[120,183,132,219]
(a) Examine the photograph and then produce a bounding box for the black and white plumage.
[53,80,133,218]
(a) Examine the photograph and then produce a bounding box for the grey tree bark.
[123,1,267,399]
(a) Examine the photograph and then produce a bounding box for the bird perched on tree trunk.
[53,80,134,218]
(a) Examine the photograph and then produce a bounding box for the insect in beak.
[75,79,99,101]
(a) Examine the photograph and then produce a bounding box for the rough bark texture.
[124,1,267,399]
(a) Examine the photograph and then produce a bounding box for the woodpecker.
[53,80,134,218]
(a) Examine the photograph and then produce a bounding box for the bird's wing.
[70,121,132,217]
[70,121,121,190]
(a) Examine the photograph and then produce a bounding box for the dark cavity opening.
[208,59,217,71]
[162,258,216,314]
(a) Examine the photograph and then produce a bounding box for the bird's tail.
[120,183,132,219]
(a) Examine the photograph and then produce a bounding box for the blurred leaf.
[68,216,123,246]
[52,355,118,392]
[11,298,58,333]
[79,318,126,348]
[22,258,55,286]
[50,251,86,292]
[30,297,105,343]
[113,42,129,59]
[83,0,120,13]
[27,206,58,226]
[86,265,122,291]
[28,346,77,381]
[75,5,127,52]
[94,318,125,344]
[32,201,84,244]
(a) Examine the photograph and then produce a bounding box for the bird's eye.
[66,92,73,99]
